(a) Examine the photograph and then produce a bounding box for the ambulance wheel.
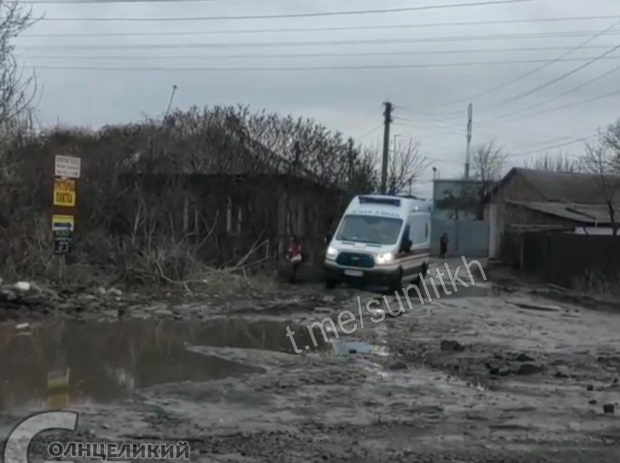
[413,261,429,287]
[421,261,429,278]
[325,279,337,290]
[387,268,403,293]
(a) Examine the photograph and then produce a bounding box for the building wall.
[127,174,349,267]
[431,218,489,257]
[521,231,620,288]
[489,171,548,259]
[499,203,581,265]
[432,179,483,220]
[431,178,489,257]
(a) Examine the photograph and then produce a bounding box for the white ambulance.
[324,195,431,291]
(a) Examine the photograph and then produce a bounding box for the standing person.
[439,232,449,259]
[287,235,304,283]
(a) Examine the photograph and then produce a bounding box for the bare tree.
[363,138,429,194]
[600,118,620,154]
[0,1,36,130]
[470,141,508,219]
[471,141,507,187]
[523,151,581,172]
[580,124,620,235]
[0,1,37,183]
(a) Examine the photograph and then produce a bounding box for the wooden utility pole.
[380,101,393,194]
[346,138,355,188]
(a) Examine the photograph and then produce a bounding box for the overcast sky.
[14,0,620,195]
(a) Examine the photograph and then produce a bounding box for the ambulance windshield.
[336,215,403,245]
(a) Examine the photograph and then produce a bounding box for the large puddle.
[0,318,330,412]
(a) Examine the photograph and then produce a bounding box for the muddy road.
[1,260,620,462]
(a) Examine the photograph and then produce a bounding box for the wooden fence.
[521,231,620,288]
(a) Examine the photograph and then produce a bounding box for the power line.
[33,0,535,21]
[433,18,620,112]
[18,50,620,61]
[358,124,384,140]
[23,0,245,2]
[20,15,620,38]
[472,40,620,120]
[18,31,620,50]
[25,57,620,72]
[483,87,620,127]
[478,62,620,126]
[507,133,597,158]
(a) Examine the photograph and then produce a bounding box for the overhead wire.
[24,56,620,72]
[13,0,610,158]
[507,133,598,158]
[477,62,620,126]
[357,124,384,140]
[471,40,620,118]
[17,46,618,60]
[18,30,620,49]
[20,15,620,38]
[392,114,570,147]
[31,0,535,22]
[480,87,620,127]
[432,18,620,113]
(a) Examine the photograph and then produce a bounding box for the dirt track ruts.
[2,264,620,462]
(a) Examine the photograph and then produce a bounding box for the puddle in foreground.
[0,318,328,412]
[330,340,388,356]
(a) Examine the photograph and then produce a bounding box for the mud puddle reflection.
[0,317,322,412]
[330,340,388,356]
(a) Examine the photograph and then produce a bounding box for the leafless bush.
[0,106,378,289]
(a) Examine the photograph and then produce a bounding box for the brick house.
[484,167,620,262]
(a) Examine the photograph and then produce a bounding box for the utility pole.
[464,102,473,179]
[381,101,393,194]
[347,137,354,188]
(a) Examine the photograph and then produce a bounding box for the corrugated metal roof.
[516,168,620,204]
[506,200,612,224]
[487,167,620,204]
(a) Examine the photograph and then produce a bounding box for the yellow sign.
[52,214,74,232]
[47,368,70,409]
[48,393,70,409]
[47,369,70,389]
[53,179,76,207]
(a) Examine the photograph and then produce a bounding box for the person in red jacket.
[287,235,304,283]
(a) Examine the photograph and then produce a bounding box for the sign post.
[52,155,80,261]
